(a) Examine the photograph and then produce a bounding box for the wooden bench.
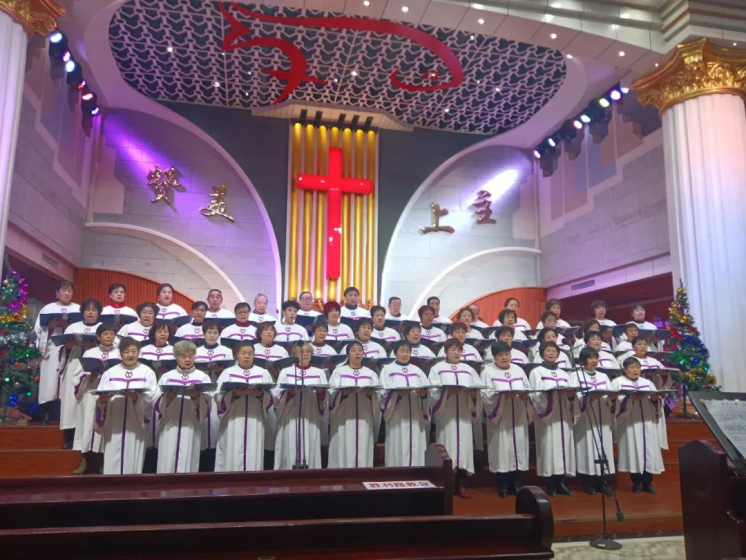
[0,443,453,530]
[0,487,554,560]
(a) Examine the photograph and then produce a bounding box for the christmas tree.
[665,283,718,392]
[0,257,40,418]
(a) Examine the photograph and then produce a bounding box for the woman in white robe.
[481,341,532,498]
[483,327,529,364]
[94,337,157,475]
[328,341,380,469]
[418,305,447,343]
[610,357,665,494]
[380,341,430,468]
[629,337,670,451]
[214,341,274,472]
[371,305,401,342]
[491,310,528,342]
[351,318,387,359]
[155,283,187,320]
[455,308,484,341]
[254,322,289,458]
[34,282,80,425]
[155,341,212,474]
[117,302,157,344]
[499,298,532,334]
[390,322,435,359]
[273,342,328,470]
[323,301,355,341]
[530,327,569,365]
[530,341,579,497]
[309,321,338,358]
[572,347,615,496]
[429,339,481,498]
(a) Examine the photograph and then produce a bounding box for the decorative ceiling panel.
[109,0,567,134]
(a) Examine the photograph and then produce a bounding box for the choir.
[33,282,676,500]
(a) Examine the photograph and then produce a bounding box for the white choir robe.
[94,363,158,475]
[480,363,532,473]
[174,322,204,341]
[571,339,612,359]
[571,370,616,476]
[380,362,430,467]
[326,323,355,341]
[117,321,152,343]
[341,306,371,320]
[207,308,235,320]
[535,319,571,330]
[253,343,289,451]
[249,312,276,324]
[214,365,274,472]
[421,325,447,343]
[432,316,452,326]
[274,322,310,343]
[60,321,102,431]
[484,346,529,365]
[311,343,337,358]
[428,362,481,474]
[357,339,387,359]
[530,366,579,477]
[298,309,321,318]
[528,337,568,362]
[610,376,665,474]
[618,321,663,352]
[597,319,617,327]
[102,305,138,319]
[34,302,81,405]
[72,347,120,453]
[273,366,329,470]
[464,328,484,341]
[391,344,435,359]
[472,320,489,329]
[384,312,405,322]
[637,356,670,450]
[532,353,571,369]
[328,366,381,468]
[140,343,173,448]
[157,303,187,320]
[195,344,235,451]
[493,318,532,332]
[221,324,257,344]
[155,369,212,473]
[615,341,634,365]
[373,327,400,342]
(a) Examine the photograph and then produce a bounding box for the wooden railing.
[73,268,195,309]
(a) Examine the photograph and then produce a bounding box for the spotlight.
[547,137,557,148]
[65,63,84,87]
[48,32,68,59]
[65,59,76,73]
[91,106,100,116]
[621,86,630,94]
[580,114,591,123]
[82,90,94,101]
[533,150,542,159]
[49,31,64,44]
[573,120,583,129]
[62,51,72,62]
[610,90,622,101]
[599,97,610,108]
[77,80,87,90]
[81,91,98,114]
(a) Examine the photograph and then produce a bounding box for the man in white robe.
[249,293,276,324]
[206,289,235,320]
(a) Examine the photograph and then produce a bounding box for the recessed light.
[401,5,409,12]
[611,24,619,30]
[655,63,659,67]
[351,70,358,76]
[244,92,249,97]
[733,42,738,47]
[472,3,484,9]
[470,35,475,40]
[444,108,450,113]
[478,18,485,24]
[544,14,554,22]
[166,46,174,53]
[550,33,557,40]
[495,87,501,92]
[477,80,481,84]
[334,78,338,83]
[363,0,370,5]
[551,2,562,7]
[566,54,574,59]
[247,71,252,76]
[213,81,220,87]
[619,50,626,57]
[620,12,630,19]
[221,52,225,56]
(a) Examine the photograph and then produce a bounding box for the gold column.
[633,38,746,116]
[341,128,353,290]
[0,0,64,38]
[353,130,365,299]
[301,124,315,295]
[327,127,340,301]
[365,130,377,306]
[288,123,302,300]
[314,126,328,301]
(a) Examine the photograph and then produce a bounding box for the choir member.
[583,331,619,373]
[94,337,157,475]
[481,341,532,498]
[591,300,616,327]
[221,302,256,344]
[499,298,531,332]
[35,281,80,425]
[174,301,207,342]
[468,303,489,329]
[614,323,640,361]
[456,308,484,340]
[60,299,103,448]
[102,283,137,321]
[323,301,355,341]
[273,342,328,470]
[572,348,615,496]
[214,341,273,472]
[341,286,371,320]
[531,328,570,367]
[530,341,578,496]
[275,300,310,343]
[630,303,657,331]
[206,289,235,320]
[118,302,157,343]
[385,296,405,322]
[418,305,447,343]
[429,339,481,498]
[371,305,401,341]
[141,324,175,378]
[71,324,119,474]
[155,283,187,320]
[492,309,527,341]
[309,321,337,358]
[535,299,571,329]
[572,320,612,357]
[328,341,380,468]
[250,294,276,324]
[380,340,430,467]
[352,318,387,359]
[610,357,665,493]
[253,322,290,363]
[438,323,480,362]
[155,341,212,473]
[297,291,321,318]
[428,296,452,326]
[484,326,529,364]
[630,336,670,449]
[397,321,435,359]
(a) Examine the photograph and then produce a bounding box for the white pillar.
[0,10,27,257]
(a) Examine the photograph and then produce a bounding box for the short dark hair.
[191,301,207,312]
[630,336,647,347]
[443,338,464,353]
[108,283,126,295]
[457,307,474,321]
[147,323,171,344]
[311,320,328,333]
[388,296,401,305]
[370,305,385,316]
[207,289,222,297]
[536,327,557,343]
[504,297,518,307]
[591,300,607,311]
[156,283,174,297]
[426,296,440,306]
[80,298,103,314]
[539,341,560,358]
[202,321,221,335]
[622,356,641,370]
[255,321,276,339]
[541,311,558,322]
[323,301,341,316]
[392,339,412,353]
[584,331,602,343]
[118,336,140,353]
[491,340,511,357]
[96,324,117,337]
[136,302,158,317]
[234,302,250,313]
[354,317,373,332]
[56,281,74,292]
[343,286,359,297]
[402,321,421,337]
[450,322,467,333]
[582,319,601,333]
[418,305,435,318]
[579,347,599,365]
[298,291,313,299]
[631,303,645,312]
[495,326,514,338]
[498,309,516,324]
[345,340,364,356]
[282,300,300,312]
[545,299,563,311]
[236,340,255,353]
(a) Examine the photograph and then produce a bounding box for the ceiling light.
[544,14,554,22]
[618,50,626,57]
[573,120,583,130]
[64,59,76,73]
[547,138,556,147]
[551,2,562,7]
[533,150,542,159]
[50,31,63,44]
[470,35,475,40]
[734,42,738,47]
[655,63,659,67]
[444,108,450,113]
[351,70,358,76]
[363,0,370,5]
[166,46,174,53]
[621,86,629,94]
[82,91,94,101]
[550,33,557,40]
[247,71,252,76]
[580,114,591,124]
[599,98,610,108]
[472,3,484,9]
[477,80,481,84]
[566,54,573,59]
[244,92,249,97]
[91,106,100,116]
[401,6,409,12]
[495,87,501,92]
[62,51,71,62]
[620,12,630,19]
[213,81,220,87]
[612,24,619,30]
[334,78,338,83]
[478,18,485,24]
[610,90,622,101]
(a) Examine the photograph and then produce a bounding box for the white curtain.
[662,93,746,392]
[0,12,27,255]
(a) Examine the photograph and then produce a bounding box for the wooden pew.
[0,487,554,560]
[0,443,453,530]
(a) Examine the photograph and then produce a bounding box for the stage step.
[0,449,81,477]
[0,425,64,451]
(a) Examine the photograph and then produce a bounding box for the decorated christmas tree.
[0,257,40,419]
[665,283,718,392]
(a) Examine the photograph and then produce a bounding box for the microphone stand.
[565,346,624,551]
[293,361,309,469]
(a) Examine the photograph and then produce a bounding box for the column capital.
[0,0,64,39]
[633,38,746,116]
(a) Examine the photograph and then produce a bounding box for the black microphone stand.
[293,359,309,469]
[565,345,624,551]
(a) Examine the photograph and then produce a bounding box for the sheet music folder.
[689,391,746,474]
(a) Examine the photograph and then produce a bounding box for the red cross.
[296,147,373,279]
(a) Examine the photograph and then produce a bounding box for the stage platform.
[0,410,714,541]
